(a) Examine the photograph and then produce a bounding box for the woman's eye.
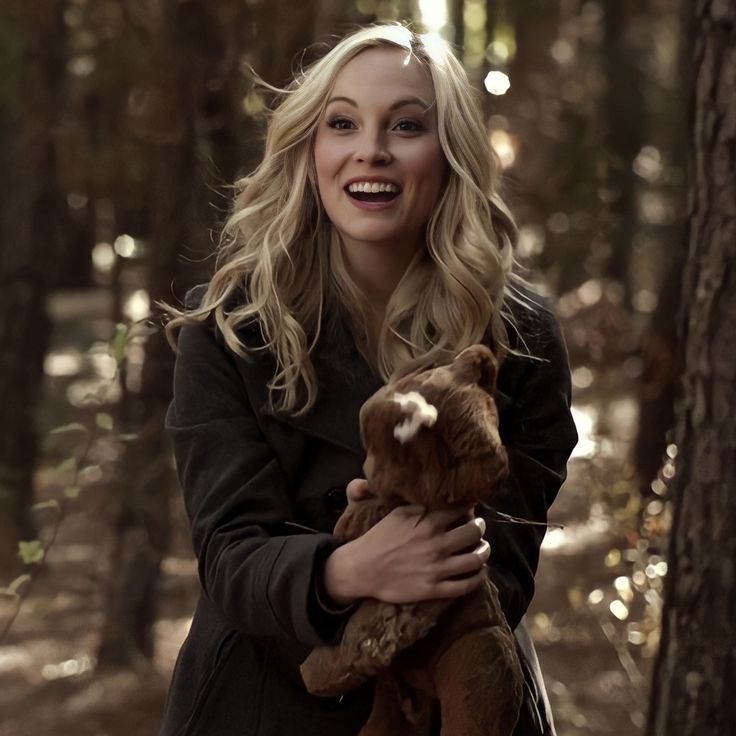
[394,119,423,132]
[326,117,355,130]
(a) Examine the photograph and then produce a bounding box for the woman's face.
[313,46,446,257]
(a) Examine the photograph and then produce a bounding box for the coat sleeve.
[165,286,352,647]
[482,300,578,630]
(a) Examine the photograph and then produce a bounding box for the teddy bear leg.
[358,675,432,736]
[432,628,524,736]
[301,599,407,696]
[301,638,367,697]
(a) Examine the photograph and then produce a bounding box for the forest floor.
[0,289,663,736]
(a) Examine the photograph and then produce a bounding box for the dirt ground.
[0,291,659,736]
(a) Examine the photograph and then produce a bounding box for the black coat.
[160,284,578,736]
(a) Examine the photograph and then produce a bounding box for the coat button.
[324,486,348,514]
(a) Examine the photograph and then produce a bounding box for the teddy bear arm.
[301,598,403,696]
[391,598,452,651]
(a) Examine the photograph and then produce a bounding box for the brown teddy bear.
[300,344,524,736]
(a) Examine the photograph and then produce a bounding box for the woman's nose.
[354,129,391,163]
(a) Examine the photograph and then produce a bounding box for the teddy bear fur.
[300,344,525,736]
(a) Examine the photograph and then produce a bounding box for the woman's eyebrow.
[325,95,432,111]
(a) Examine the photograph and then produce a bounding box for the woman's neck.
[341,238,419,314]
[338,237,422,370]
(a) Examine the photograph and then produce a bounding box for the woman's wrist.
[323,542,365,605]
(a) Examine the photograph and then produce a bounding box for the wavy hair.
[162,22,530,416]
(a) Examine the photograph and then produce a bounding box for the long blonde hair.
[162,22,527,416]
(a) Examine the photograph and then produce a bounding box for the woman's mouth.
[344,182,401,209]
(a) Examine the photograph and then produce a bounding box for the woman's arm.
[166,286,352,647]
[483,299,578,630]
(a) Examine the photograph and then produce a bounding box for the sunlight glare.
[486,40,510,63]
[419,0,447,33]
[45,351,82,377]
[484,70,511,95]
[42,655,93,680]
[489,130,516,168]
[570,404,597,459]
[92,242,115,272]
[114,234,137,258]
[124,289,150,322]
[609,600,629,621]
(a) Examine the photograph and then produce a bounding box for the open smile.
[343,181,402,210]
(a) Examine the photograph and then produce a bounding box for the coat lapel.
[238,308,384,458]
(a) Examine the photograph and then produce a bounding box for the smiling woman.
[314,47,446,325]
[163,23,520,402]
[158,21,576,736]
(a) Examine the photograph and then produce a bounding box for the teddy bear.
[300,344,525,736]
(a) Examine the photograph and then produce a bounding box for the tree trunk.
[96,0,203,667]
[0,0,65,571]
[450,0,465,50]
[600,0,644,308]
[646,2,736,733]
[633,0,689,500]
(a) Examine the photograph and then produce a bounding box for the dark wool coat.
[159,283,578,736]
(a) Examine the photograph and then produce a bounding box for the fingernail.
[477,517,486,534]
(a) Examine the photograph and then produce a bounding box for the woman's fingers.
[343,501,491,603]
[437,539,491,580]
[441,516,486,554]
[345,478,373,504]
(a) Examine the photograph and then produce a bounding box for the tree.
[96,0,219,666]
[646,2,736,733]
[0,0,66,571]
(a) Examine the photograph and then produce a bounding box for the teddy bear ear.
[451,344,499,394]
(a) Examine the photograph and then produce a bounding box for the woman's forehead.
[330,46,435,102]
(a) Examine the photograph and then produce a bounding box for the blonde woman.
[160,23,577,736]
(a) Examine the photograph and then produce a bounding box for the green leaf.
[95,412,113,431]
[55,457,78,478]
[18,540,45,565]
[49,422,88,436]
[64,485,81,499]
[113,323,128,364]
[31,499,60,513]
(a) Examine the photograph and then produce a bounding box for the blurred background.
[0,1,689,734]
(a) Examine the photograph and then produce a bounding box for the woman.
[160,22,577,736]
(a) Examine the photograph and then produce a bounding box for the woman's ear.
[451,344,499,395]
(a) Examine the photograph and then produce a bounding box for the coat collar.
[236,306,513,459]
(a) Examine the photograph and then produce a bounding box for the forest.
[0,0,734,734]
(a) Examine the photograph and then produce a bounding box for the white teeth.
[347,182,400,193]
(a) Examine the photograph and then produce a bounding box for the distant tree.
[96,0,221,667]
[646,2,736,734]
[0,0,66,570]
[600,0,645,308]
[632,0,690,499]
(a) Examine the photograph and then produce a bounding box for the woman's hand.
[345,477,374,505]
[323,493,490,606]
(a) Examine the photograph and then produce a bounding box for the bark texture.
[646,1,736,733]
